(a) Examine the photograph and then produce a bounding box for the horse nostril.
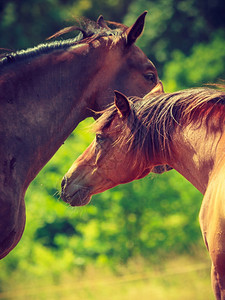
[61,176,67,189]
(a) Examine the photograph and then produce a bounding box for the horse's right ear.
[114,91,130,118]
[125,11,147,46]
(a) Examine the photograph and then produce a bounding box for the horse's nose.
[61,176,68,190]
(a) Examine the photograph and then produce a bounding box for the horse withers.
[61,86,225,299]
[0,12,161,259]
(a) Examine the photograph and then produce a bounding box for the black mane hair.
[0,18,125,67]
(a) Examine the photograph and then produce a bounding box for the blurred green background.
[0,0,225,299]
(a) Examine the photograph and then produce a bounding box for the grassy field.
[0,256,214,300]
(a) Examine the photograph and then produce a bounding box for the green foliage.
[0,0,224,292]
[125,0,225,76]
[163,30,225,91]
[0,0,135,50]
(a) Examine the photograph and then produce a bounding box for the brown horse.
[61,85,225,299]
[0,12,161,259]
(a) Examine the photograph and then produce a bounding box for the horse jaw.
[61,178,92,207]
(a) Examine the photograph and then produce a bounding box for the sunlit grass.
[0,256,214,300]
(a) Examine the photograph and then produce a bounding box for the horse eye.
[144,73,155,82]
[96,134,104,143]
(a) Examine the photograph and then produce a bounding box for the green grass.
[0,256,214,300]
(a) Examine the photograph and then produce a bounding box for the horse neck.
[168,122,223,194]
[0,43,109,190]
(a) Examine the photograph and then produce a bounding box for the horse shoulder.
[199,156,225,265]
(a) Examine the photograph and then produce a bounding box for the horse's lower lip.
[62,188,91,207]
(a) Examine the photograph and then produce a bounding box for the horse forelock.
[0,18,125,68]
[92,105,118,133]
[92,97,150,163]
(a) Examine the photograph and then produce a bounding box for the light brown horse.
[0,12,161,259]
[61,85,225,299]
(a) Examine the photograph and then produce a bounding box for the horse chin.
[152,165,173,174]
[68,189,92,207]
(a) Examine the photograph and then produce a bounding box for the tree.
[125,0,225,76]
[163,31,225,90]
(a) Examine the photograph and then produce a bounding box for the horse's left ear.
[114,91,130,118]
[125,11,147,46]
[97,15,110,30]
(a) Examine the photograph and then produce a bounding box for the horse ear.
[114,90,130,118]
[125,11,147,46]
[97,15,110,30]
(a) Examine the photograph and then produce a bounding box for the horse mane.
[93,85,225,161]
[0,17,125,68]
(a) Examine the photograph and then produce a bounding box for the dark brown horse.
[61,85,225,299]
[0,12,161,259]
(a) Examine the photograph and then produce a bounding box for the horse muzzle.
[61,176,92,206]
